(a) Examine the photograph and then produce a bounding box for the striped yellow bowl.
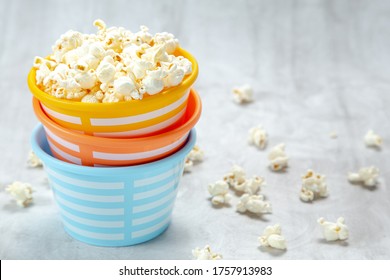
[27,48,198,138]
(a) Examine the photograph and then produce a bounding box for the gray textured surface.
[0,0,390,259]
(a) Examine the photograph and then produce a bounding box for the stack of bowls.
[28,48,201,246]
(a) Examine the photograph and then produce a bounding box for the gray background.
[0,0,389,259]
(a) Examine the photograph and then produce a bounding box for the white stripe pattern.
[132,202,174,226]
[92,134,188,161]
[47,140,82,165]
[90,90,190,126]
[63,221,124,240]
[41,104,82,125]
[132,191,177,214]
[131,216,171,238]
[134,165,181,187]
[93,107,186,137]
[55,195,124,215]
[60,208,124,228]
[133,180,175,201]
[45,128,80,152]
[51,180,124,203]
[46,168,125,189]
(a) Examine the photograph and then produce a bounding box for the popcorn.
[237,194,272,214]
[223,165,264,194]
[248,125,268,149]
[183,145,204,173]
[232,84,253,104]
[258,224,287,250]
[364,130,382,148]
[27,150,43,168]
[329,131,338,139]
[299,169,328,202]
[348,166,379,187]
[223,164,246,188]
[208,180,232,206]
[96,59,116,83]
[192,245,223,260]
[187,145,204,162]
[183,158,194,173]
[6,181,33,207]
[268,143,288,171]
[317,217,349,241]
[234,176,265,195]
[33,20,192,102]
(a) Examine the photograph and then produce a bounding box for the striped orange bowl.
[27,48,198,138]
[32,89,201,167]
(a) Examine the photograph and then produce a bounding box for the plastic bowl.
[33,89,201,166]
[31,124,196,246]
[27,48,198,137]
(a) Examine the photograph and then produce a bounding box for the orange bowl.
[33,89,201,166]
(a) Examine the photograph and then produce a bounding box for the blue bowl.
[31,124,196,247]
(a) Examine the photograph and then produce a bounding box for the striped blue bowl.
[31,124,196,247]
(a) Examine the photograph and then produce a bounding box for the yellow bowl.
[27,48,198,138]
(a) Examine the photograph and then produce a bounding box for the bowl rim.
[33,88,201,147]
[27,48,198,111]
[31,124,196,175]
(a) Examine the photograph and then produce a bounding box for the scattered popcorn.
[299,169,328,202]
[183,145,204,173]
[223,165,265,194]
[258,224,287,250]
[223,164,246,188]
[268,143,288,171]
[187,145,204,162]
[348,166,379,187]
[33,20,192,102]
[234,176,265,195]
[208,180,232,206]
[237,194,272,214]
[232,84,253,104]
[248,125,268,149]
[192,245,223,260]
[27,150,43,168]
[364,130,382,148]
[329,131,338,139]
[183,158,193,173]
[6,181,33,207]
[317,217,349,241]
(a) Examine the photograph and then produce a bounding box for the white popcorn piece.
[27,150,43,168]
[208,180,232,206]
[192,245,223,260]
[364,130,382,148]
[96,60,116,83]
[113,76,136,95]
[183,146,204,174]
[34,20,192,102]
[6,181,33,207]
[317,217,349,242]
[237,194,272,214]
[232,84,253,104]
[348,166,379,187]
[248,125,268,150]
[299,169,328,202]
[142,68,165,95]
[258,224,287,250]
[329,131,338,139]
[268,143,288,171]
[187,145,204,162]
[233,176,265,195]
[183,158,194,173]
[223,164,246,188]
[76,70,97,89]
